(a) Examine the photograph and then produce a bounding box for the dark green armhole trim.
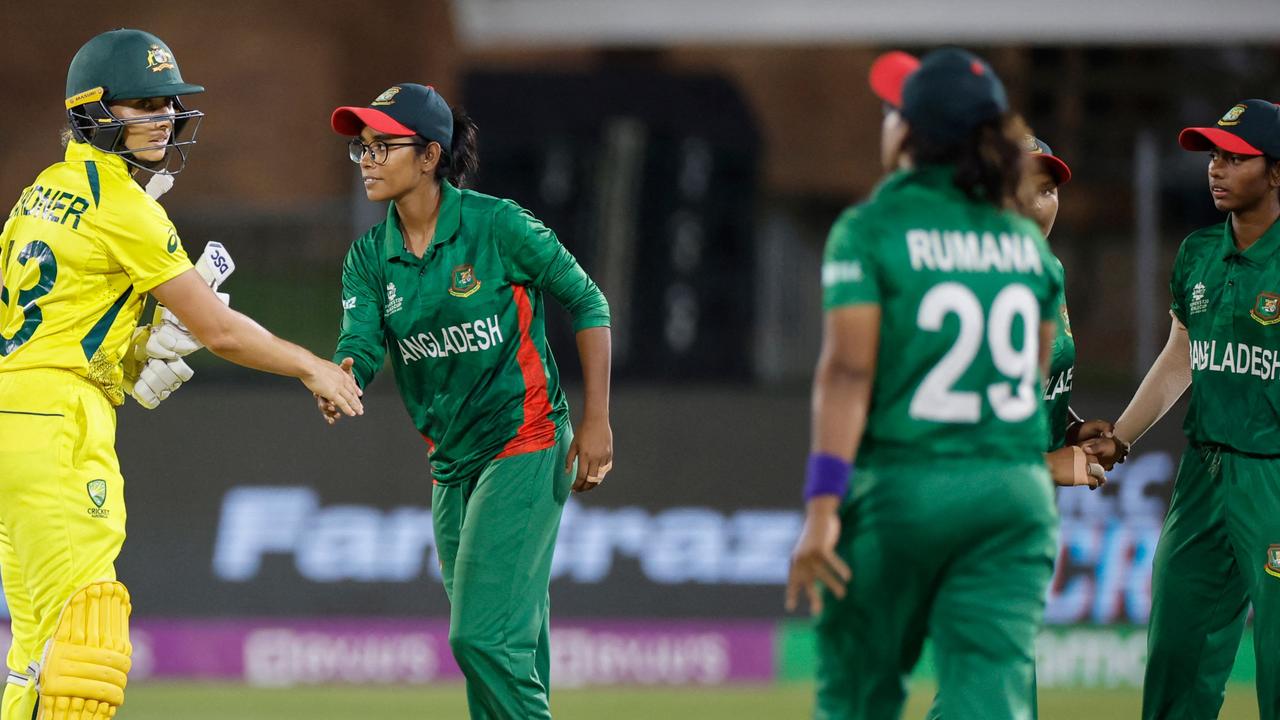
[85,161,100,207]
[81,286,133,360]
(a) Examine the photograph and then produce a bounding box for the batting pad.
[37,581,132,720]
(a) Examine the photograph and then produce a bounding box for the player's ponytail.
[437,106,479,189]
[905,113,1029,210]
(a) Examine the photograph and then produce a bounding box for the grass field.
[122,681,1262,719]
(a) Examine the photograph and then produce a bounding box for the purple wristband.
[803,453,852,501]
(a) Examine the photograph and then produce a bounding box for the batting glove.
[127,356,194,410]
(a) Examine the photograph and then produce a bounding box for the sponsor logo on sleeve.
[342,297,357,311]
[821,261,863,287]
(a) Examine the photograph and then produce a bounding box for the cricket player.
[325,83,612,718]
[1092,99,1280,720]
[786,48,1063,719]
[0,29,362,720]
[871,51,1121,491]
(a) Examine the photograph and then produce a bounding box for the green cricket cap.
[65,29,204,108]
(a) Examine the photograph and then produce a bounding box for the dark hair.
[435,106,478,189]
[903,113,1029,210]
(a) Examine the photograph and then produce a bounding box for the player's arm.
[1083,237,1194,463]
[325,241,388,423]
[787,208,878,615]
[786,304,878,615]
[497,202,614,489]
[1095,315,1191,450]
[150,269,363,415]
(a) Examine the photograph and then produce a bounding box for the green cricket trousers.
[814,460,1058,720]
[1143,443,1280,720]
[432,429,575,719]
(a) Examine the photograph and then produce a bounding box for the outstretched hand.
[1047,445,1107,490]
[311,357,362,424]
[1067,418,1129,471]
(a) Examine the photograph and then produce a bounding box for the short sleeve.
[821,207,881,310]
[99,192,191,294]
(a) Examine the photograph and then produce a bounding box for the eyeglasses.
[347,138,426,165]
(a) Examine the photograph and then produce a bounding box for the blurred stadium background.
[2,1,1279,717]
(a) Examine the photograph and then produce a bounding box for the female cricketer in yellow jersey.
[0,29,363,720]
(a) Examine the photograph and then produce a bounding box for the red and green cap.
[869,50,920,109]
[331,83,453,147]
[901,48,1008,145]
[1024,135,1072,185]
[1179,99,1280,158]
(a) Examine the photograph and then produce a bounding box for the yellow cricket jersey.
[0,142,193,405]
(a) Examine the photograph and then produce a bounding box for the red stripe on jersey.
[496,285,556,459]
[422,434,439,484]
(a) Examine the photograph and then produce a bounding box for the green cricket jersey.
[822,166,1063,467]
[1171,218,1280,455]
[1043,272,1075,452]
[334,181,610,485]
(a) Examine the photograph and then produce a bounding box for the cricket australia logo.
[1190,282,1209,315]
[448,264,482,298]
[1251,292,1280,326]
[384,282,404,317]
[1267,544,1280,580]
[86,479,109,518]
[146,45,175,73]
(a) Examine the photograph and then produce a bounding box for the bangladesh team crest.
[372,87,401,106]
[449,264,481,298]
[1267,545,1280,580]
[86,479,107,509]
[1251,292,1280,326]
[1218,104,1247,127]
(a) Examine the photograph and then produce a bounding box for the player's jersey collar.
[63,141,130,176]
[1221,215,1280,265]
[383,180,463,261]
